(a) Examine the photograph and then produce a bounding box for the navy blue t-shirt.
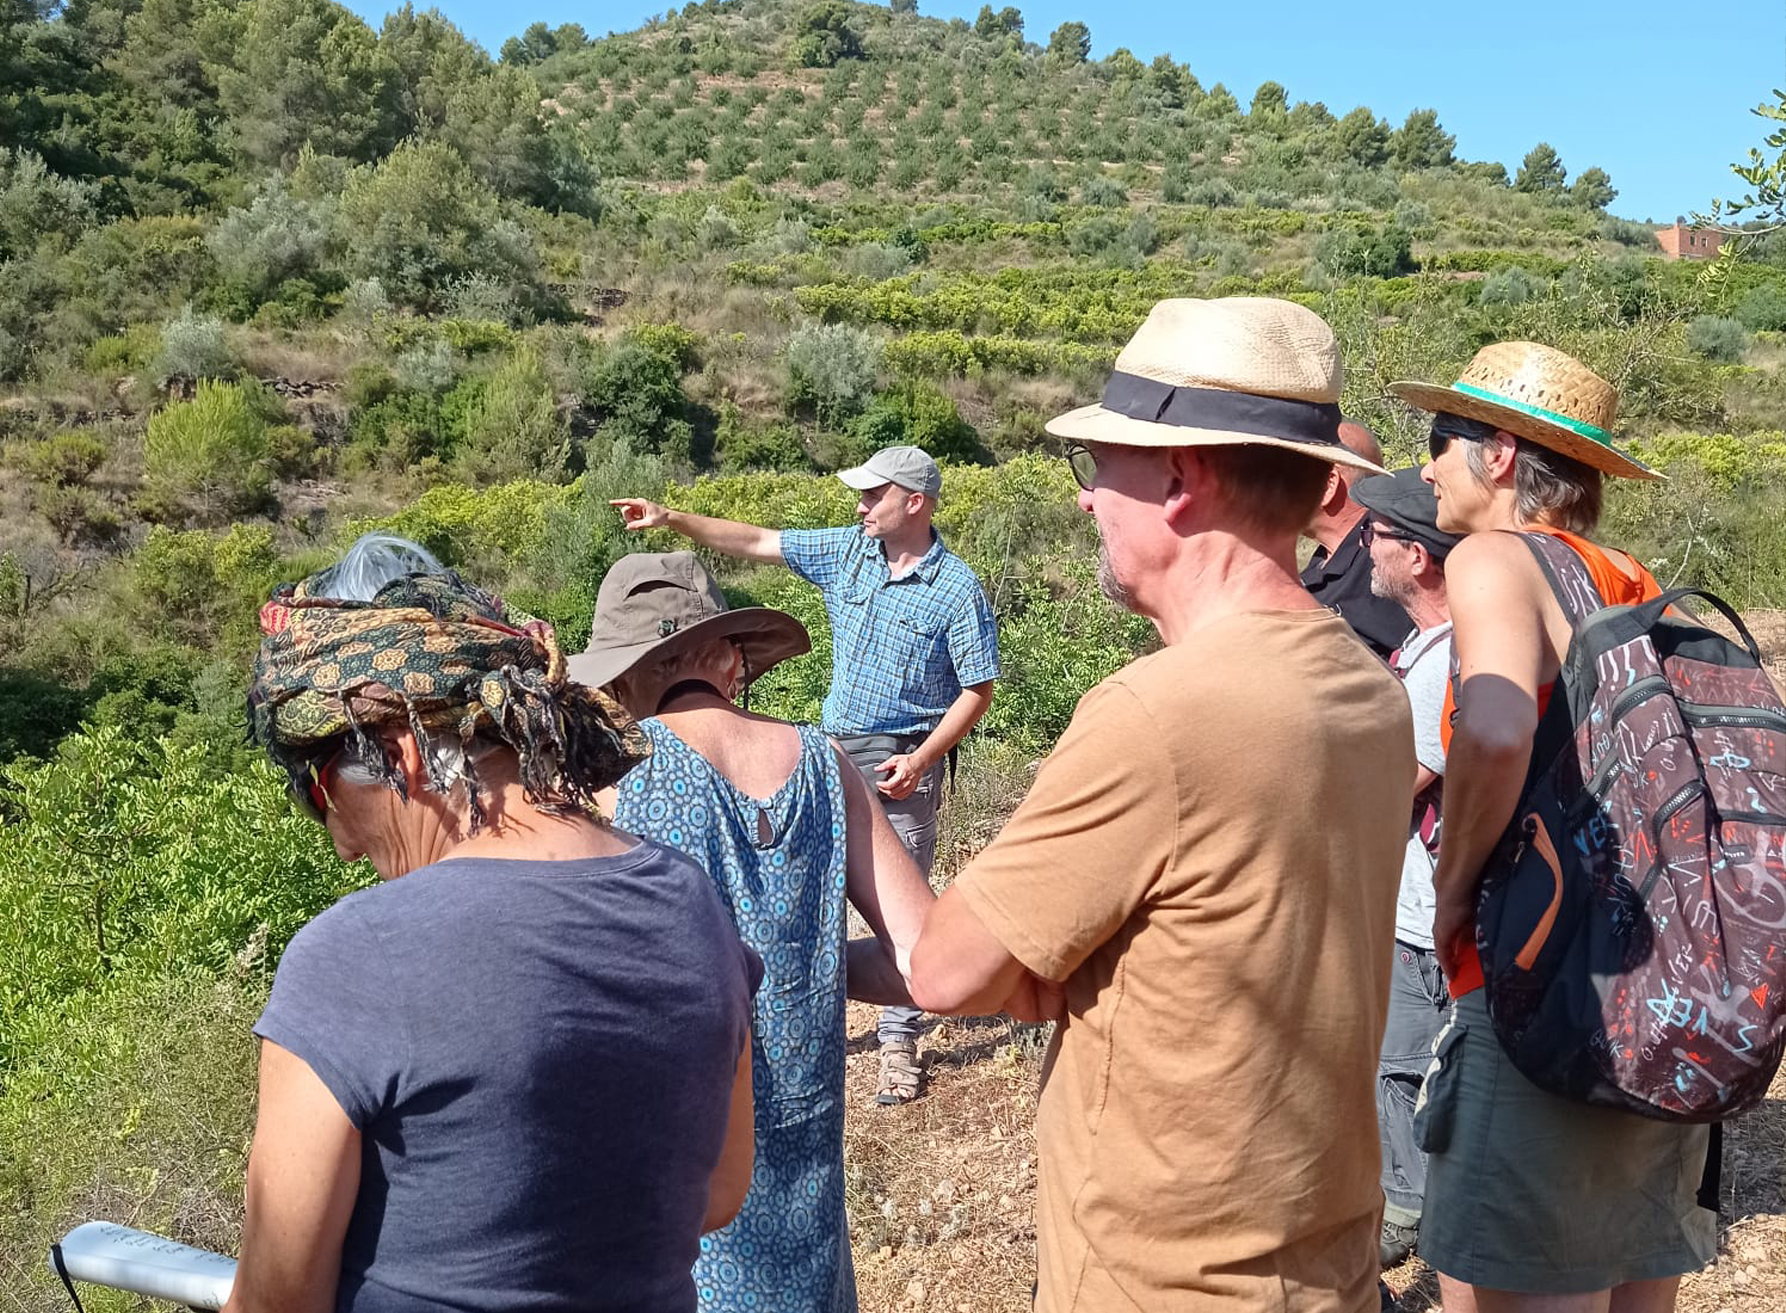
[255,843,761,1313]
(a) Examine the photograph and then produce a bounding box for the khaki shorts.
[1416,989,1718,1293]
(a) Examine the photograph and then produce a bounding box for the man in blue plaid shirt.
[613,445,1000,1103]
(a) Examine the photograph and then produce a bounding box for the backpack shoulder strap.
[1514,531,1605,628]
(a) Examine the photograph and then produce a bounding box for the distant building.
[1655,221,1725,261]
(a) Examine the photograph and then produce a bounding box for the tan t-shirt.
[957,609,1414,1313]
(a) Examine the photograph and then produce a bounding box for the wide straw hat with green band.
[1390,341,1660,481]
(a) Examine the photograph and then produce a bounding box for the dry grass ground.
[839,612,1786,1313]
[840,985,1786,1313]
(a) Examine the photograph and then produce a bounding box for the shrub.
[1735,285,1786,334]
[16,433,108,487]
[152,306,233,386]
[851,383,983,463]
[205,179,333,302]
[1478,266,1540,307]
[1686,315,1749,364]
[142,381,276,522]
[454,347,569,485]
[1313,224,1414,280]
[0,150,99,260]
[581,339,692,456]
[715,406,811,471]
[1079,174,1129,208]
[786,324,883,423]
[841,241,914,281]
[337,141,543,312]
[697,204,741,250]
[0,724,360,1072]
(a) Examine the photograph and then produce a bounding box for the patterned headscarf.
[247,570,649,828]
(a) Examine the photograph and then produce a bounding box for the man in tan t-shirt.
[910,297,1415,1313]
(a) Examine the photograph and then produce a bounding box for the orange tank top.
[1442,528,1662,998]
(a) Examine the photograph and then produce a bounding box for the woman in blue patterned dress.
[576,552,934,1313]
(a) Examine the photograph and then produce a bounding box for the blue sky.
[343,0,1784,224]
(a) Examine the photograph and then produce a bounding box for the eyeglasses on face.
[1359,520,1418,548]
[1064,441,1099,491]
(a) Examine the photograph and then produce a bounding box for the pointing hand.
[610,498,670,531]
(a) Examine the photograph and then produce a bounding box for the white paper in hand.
[51,1220,237,1310]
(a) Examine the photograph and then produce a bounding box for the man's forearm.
[663,510,783,564]
[914,684,994,769]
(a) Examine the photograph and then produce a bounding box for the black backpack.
[1475,531,1786,1122]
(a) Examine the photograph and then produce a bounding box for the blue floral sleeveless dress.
[613,718,855,1313]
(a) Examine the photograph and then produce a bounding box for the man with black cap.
[611,445,1000,1105]
[1352,466,1459,1276]
[1302,421,1414,659]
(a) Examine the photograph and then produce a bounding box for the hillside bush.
[142,381,276,522]
[152,306,233,385]
[786,323,883,422]
[0,725,359,1073]
[851,383,984,463]
[454,347,569,485]
[1478,266,1540,307]
[1687,315,1750,364]
[1735,285,1786,333]
[205,179,334,303]
[581,339,692,456]
[337,140,543,311]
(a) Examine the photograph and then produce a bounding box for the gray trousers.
[839,735,942,1045]
[1378,940,1450,1227]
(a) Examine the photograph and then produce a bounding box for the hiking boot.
[875,1039,922,1105]
[1379,1216,1419,1269]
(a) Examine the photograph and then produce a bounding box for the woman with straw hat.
[1391,343,1715,1308]
[230,552,760,1313]
[570,551,939,1313]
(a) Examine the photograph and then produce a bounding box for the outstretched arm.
[837,744,934,1006]
[223,1042,359,1313]
[610,499,784,565]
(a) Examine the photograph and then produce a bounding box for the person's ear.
[1483,431,1519,481]
[386,729,428,796]
[1162,447,1203,526]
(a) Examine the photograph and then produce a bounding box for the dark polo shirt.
[1300,518,1411,661]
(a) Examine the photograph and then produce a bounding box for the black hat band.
[1102,371,1344,449]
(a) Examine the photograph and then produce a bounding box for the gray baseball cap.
[836,445,942,499]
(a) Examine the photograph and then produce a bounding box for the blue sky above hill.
[344,0,1783,225]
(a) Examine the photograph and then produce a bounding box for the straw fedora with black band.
[1044,297,1387,475]
[1390,341,1659,481]
[567,551,811,693]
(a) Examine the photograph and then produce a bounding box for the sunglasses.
[1064,441,1098,491]
[1427,413,1499,462]
[1359,520,1419,548]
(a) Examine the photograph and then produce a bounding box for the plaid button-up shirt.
[781,526,1000,737]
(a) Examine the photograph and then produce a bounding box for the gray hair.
[1464,436,1603,534]
[308,533,446,602]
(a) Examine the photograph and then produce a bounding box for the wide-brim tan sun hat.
[1044,296,1387,475]
[567,551,811,693]
[1389,341,1659,481]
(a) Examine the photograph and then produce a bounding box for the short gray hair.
[1464,436,1603,534]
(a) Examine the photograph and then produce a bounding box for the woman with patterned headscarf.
[225,545,761,1313]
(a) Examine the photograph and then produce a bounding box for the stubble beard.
[1096,537,1137,611]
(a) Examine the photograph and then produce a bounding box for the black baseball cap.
[1352,466,1461,559]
